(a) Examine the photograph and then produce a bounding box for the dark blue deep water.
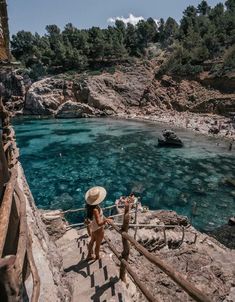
[14,117,235,230]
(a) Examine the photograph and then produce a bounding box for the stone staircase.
[56,228,127,302]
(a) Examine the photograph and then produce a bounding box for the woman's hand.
[105,218,113,225]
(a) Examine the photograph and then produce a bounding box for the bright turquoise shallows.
[14,117,235,231]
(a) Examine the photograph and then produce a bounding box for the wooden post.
[119,201,130,282]
[134,202,138,240]
[179,227,185,247]
[163,226,167,246]
[105,235,157,302]
[0,98,10,201]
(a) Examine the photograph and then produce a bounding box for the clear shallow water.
[14,117,235,230]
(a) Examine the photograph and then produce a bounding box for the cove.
[13,117,235,231]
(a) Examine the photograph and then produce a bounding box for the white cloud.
[107,13,144,26]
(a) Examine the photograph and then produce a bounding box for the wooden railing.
[0,101,40,301]
[105,203,212,302]
[54,202,211,302]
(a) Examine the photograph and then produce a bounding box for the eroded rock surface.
[104,210,235,302]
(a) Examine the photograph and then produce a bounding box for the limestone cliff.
[1,61,234,120]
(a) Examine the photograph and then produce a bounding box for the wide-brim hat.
[85,186,107,205]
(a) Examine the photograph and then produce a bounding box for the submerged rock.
[229,217,235,226]
[223,177,235,188]
[158,129,183,147]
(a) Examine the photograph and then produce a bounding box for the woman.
[85,186,112,260]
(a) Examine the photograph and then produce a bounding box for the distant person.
[129,192,136,204]
[229,141,233,151]
[85,187,112,260]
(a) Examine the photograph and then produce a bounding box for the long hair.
[86,204,98,220]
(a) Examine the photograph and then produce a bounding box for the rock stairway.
[56,228,127,302]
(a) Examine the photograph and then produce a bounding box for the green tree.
[197,1,211,16]
[88,27,105,60]
[163,17,179,45]
[11,31,36,60]
[125,23,139,56]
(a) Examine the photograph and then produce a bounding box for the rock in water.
[228,216,235,226]
[158,129,183,147]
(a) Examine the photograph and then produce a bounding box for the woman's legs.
[93,228,104,260]
[87,232,95,259]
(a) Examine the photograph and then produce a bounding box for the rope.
[45,204,116,216]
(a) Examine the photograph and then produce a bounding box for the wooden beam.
[105,236,157,302]
[0,169,17,257]
[134,202,138,240]
[14,185,27,274]
[124,232,211,302]
[0,138,10,201]
[119,202,130,282]
[109,221,212,302]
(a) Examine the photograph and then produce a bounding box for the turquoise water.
[14,117,235,230]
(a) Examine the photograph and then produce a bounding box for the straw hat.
[85,186,107,205]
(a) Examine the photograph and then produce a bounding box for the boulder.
[208,126,220,135]
[158,129,183,147]
[228,217,235,226]
[55,101,96,118]
[24,78,73,115]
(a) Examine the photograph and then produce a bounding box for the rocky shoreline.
[119,110,235,142]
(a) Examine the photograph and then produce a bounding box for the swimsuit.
[90,208,104,233]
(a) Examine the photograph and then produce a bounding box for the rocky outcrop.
[0,68,31,112]
[146,75,235,115]
[55,101,98,118]
[199,71,235,93]
[22,63,152,116]
[24,78,68,115]
[1,61,235,123]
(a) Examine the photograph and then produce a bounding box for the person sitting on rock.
[85,186,112,261]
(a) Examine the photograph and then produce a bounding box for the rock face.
[22,63,152,117]
[105,210,235,302]
[0,68,31,113]
[199,71,235,93]
[149,75,235,114]
[55,101,97,118]
[1,60,235,122]
[25,78,67,115]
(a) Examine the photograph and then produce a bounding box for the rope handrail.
[46,204,116,216]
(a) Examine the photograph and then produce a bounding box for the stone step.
[56,229,127,301]
[71,260,125,302]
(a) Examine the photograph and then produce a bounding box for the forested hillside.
[11,0,235,78]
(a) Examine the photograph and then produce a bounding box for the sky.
[7,0,225,36]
